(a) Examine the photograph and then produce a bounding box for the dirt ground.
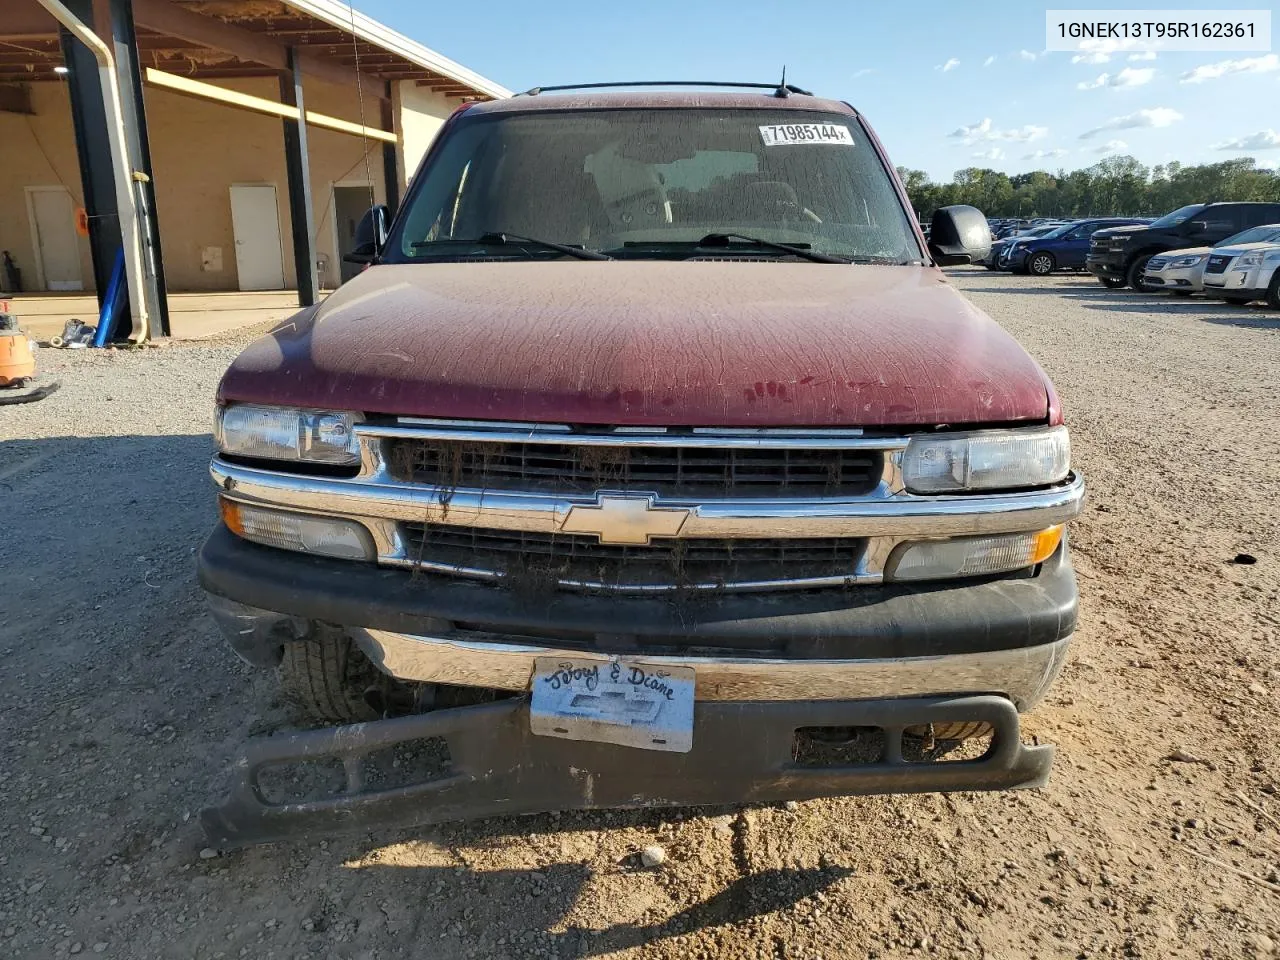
[2,270,1278,960]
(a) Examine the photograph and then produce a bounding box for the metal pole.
[280,48,318,307]
[37,0,150,341]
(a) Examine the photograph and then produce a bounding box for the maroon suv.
[198,84,1084,848]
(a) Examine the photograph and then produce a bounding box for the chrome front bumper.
[348,628,1072,711]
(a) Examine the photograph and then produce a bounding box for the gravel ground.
[1,270,1278,960]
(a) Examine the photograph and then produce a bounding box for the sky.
[353,0,1279,182]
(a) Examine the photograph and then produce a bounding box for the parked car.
[1141,247,1211,295]
[1143,224,1280,296]
[1087,202,1280,290]
[1199,224,1280,306]
[984,223,1062,270]
[1003,218,1148,276]
[197,86,1084,847]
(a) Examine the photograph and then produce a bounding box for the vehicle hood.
[1093,224,1148,238]
[217,262,1053,428]
[1212,241,1280,256]
[1153,245,1212,260]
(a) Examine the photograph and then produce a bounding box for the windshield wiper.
[411,232,612,261]
[696,233,852,264]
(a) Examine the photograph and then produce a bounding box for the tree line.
[897,156,1280,220]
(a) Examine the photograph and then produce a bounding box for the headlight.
[1169,255,1204,268]
[1237,250,1264,267]
[215,404,360,465]
[901,427,1070,494]
[887,526,1063,581]
[219,499,375,560]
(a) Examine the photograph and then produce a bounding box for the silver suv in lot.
[1199,224,1280,306]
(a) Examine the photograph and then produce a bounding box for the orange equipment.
[1,300,38,387]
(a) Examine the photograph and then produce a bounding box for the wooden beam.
[294,48,385,102]
[132,0,285,69]
[130,0,385,101]
[143,67,396,142]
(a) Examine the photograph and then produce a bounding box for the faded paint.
[217,261,1054,428]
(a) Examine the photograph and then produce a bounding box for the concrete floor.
[2,289,311,342]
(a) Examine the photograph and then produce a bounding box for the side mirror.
[343,204,389,264]
[928,204,992,266]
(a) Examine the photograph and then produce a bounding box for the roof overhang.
[0,0,509,101]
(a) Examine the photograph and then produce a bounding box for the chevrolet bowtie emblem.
[560,494,689,545]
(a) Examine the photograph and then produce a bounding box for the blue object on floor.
[92,249,126,347]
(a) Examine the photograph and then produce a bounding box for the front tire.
[1266,272,1280,310]
[279,632,387,724]
[1028,252,1056,277]
[1126,255,1152,291]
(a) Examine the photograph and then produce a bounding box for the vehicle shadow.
[1199,312,1280,331]
[959,282,1274,316]
[343,859,853,956]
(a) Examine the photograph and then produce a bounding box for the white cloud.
[972,147,1006,161]
[1256,158,1279,171]
[983,55,996,67]
[1079,107,1183,138]
[1213,130,1280,151]
[1093,139,1129,154]
[1112,67,1155,87]
[852,68,876,79]
[936,58,960,73]
[1023,148,1068,160]
[1078,68,1154,90]
[1069,38,1148,65]
[1129,51,1157,62]
[1019,49,1038,62]
[1072,50,1111,65]
[949,117,1048,145]
[1180,53,1279,84]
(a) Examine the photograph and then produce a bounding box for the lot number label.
[759,123,854,146]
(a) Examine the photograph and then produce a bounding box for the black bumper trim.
[201,694,1052,849]
[1085,260,1125,280]
[196,526,1077,660]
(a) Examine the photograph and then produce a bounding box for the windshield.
[1217,224,1280,247]
[387,108,923,263]
[1149,204,1207,230]
[1036,224,1075,240]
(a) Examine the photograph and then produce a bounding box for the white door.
[229,184,285,291]
[27,187,83,291]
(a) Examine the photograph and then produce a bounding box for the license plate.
[529,657,695,753]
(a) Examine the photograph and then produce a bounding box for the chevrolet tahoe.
[197,84,1084,847]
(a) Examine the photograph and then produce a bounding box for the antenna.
[775,66,789,98]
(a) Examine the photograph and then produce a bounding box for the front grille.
[400,523,867,592]
[1145,256,1168,271]
[1205,254,1232,275]
[387,439,882,498]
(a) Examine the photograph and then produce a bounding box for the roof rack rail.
[516,80,815,98]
